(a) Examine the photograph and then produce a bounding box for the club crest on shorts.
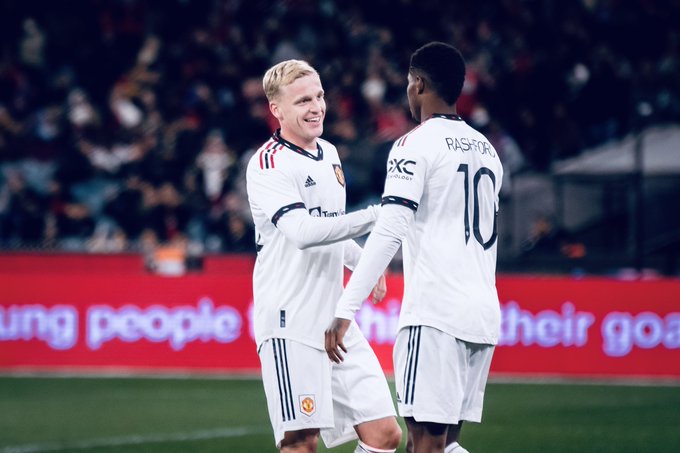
[333,164,345,187]
[299,395,316,416]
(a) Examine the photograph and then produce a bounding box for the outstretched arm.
[325,204,413,363]
[247,159,379,250]
[275,204,379,250]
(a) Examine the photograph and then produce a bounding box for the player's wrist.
[333,309,355,321]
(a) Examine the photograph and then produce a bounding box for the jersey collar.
[430,113,463,121]
[273,129,324,161]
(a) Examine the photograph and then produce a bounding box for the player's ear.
[269,102,282,120]
[415,75,425,95]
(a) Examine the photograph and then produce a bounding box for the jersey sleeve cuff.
[334,305,358,321]
[381,195,418,212]
[271,202,306,225]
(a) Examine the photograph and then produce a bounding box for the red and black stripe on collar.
[273,129,324,161]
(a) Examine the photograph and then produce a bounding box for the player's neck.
[420,100,456,123]
[278,128,318,151]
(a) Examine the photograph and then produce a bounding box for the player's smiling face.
[270,73,326,149]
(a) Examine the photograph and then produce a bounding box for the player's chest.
[293,158,346,210]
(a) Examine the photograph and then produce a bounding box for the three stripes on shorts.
[403,326,421,405]
[272,338,296,421]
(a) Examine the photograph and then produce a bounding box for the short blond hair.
[262,59,318,102]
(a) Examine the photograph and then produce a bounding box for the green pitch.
[1,376,679,452]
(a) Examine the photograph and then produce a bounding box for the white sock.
[354,440,396,453]
[445,441,470,453]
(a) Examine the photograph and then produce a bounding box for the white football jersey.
[384,114,503,344]
[246,130,365,350]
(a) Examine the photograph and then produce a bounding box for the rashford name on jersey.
[445,136,496,157]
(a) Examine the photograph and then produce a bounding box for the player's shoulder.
[317,136,335,149]
[393,122,428,150]
[248,137,295,175]
[391,118,451,157]
[317,136,339,159]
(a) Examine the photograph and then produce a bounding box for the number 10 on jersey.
[457,164,498,250]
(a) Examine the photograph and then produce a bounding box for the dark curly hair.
[409,42,466,105]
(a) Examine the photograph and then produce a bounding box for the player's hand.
[369,273,387,304]
[324,317,351,363]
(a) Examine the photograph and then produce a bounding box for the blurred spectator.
[0,170,46,246]
[103,174,147,243]
[196,129,235,202]
[66,89,100,129]
[45,180,96,249]
[478,115,527,198]
[143,181,191,244]
[19,18,46,69]
[0,0,677,256]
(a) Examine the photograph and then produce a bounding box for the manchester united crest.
[333,164,345,187]
[299,395,316,416]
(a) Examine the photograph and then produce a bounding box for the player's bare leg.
[444,423,469,452]
[404,417,447,452]
[354,416,402,452]
[280,428,320,453]
[405,428,414,453]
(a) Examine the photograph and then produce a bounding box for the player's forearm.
[276,205,379,250]
[343,239,363,271]
[335,205,412,319]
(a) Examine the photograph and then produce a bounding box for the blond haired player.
[247,59,401,453]
[326,43,504,453]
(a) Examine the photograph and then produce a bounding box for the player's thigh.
[259,338,334,447]
[461,341,494,422]
[321,337,396,448]
[332,336,396,420]
[394,326,493,424]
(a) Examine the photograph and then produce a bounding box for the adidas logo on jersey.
[304,176,316,187]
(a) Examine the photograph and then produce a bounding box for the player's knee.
[359,419,402,451]
[377,418,402,449]
[357,417,402,450]
[405,437,414,453]
[406,419,447,450]
[386,421,403,449]
[280,428,319,452]
[422,421,448,437]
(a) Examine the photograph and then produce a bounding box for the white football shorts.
[394,325,495,425]
[259,336,396,448]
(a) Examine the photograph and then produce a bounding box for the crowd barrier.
[1,254,678,380]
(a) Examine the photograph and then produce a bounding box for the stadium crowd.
[0,0,678,254]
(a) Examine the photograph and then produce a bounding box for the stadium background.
[1,0,679,452]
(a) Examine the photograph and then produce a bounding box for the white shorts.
[394,326,494,425]
[259,336,396,448]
